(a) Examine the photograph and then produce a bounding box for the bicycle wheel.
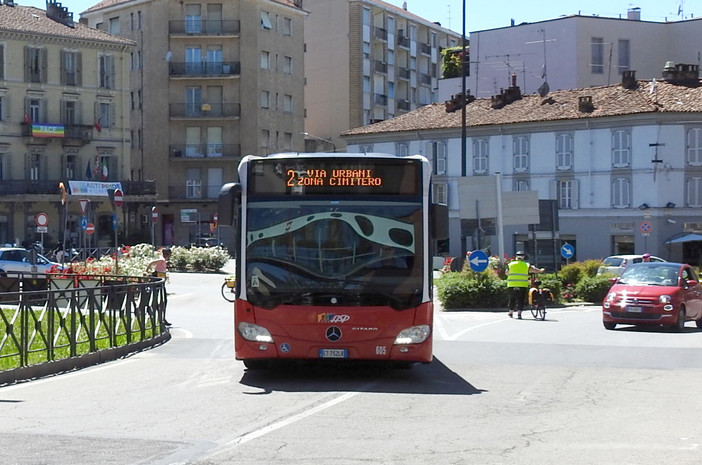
[536,304,546,321]
[221,282,236,302]
[529,305,540,320]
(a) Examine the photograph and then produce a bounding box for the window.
[687,127,702,166]
[513,136,529,172]
[396,142,409,156]
[185,127,201,157]
[261,129,270,152]
[513,179,529,191]
[0,96,3,122]
[260,11,272,30]
[186,47,201,74]
[554,179,578,209]
[283,17,292,36]
[612,177,630,208]
[618,39,630,74]
[556,133,573,170]
[99,54,114,89]
[27,153,42,180]
[260,90,270,109]
[186,86,201,116]
[206,127,223,157]
[472,138,488,174]
[687,177,702,207]
[427,141,446,175]
[25,47,46,83]
[206,47,222,73]
[61,51,80,86]
[109,17,120,35]
[185,5,202,33]
[283,94,292,113]
[97,102,111,128]
[260,51,270,70]
[62,100,77,125]
[186,168,202,198]
[207,168,223,198]
[283,56,292,74]
[612,130,631,167]
[0,44,4,80]
[63,154,77,179]
[591,37,604,74]
[433,183,447,205]
[27,97,43,123]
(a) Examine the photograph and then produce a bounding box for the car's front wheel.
[603,321,616,330]
[696,318,702,329]
[673,308,686,331]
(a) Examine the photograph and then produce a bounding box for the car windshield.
[601,257,624,266]
[617,264,679,286]
[244,200,423,310]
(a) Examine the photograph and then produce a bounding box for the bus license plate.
[626,306,643,313]
[319,348,348,359]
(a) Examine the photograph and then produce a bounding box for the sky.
[16,0,695,33]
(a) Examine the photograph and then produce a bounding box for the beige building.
[0,1,140,249]
[81,0,306,246]
[303,0,462,151]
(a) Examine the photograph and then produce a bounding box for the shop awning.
[665,233,702,244]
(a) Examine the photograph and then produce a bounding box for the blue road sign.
[81,216,88,231]
[468,250,489,272]
[112,213,118,231]
[561,244,575,259]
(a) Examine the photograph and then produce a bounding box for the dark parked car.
[602,262,702,331]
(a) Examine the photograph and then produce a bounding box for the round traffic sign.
[35,212,49,227]
[85,223,95,235]
[113,189,123,208]
[561,244,575,259]
[151,206,159,222]
[467,250,489,272]
[81,217,88,231]
[640,221,653,234]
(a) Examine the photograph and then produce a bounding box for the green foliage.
[536,273,561,298]
[581,259,603,277]
[574,275,613,303]
[558,262,586,286]
[436,270,508,310]
[441,46,468,79]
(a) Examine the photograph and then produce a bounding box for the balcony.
[21,123,94,145]
[397,35,409,48]
[420,43,432,55]
[170,144,241,159]
[169,103,241,119]
[374,93,388,105]
[420,73,432,85]
[169,61,240,78]
[397,67,410,80]
[374,60,387,74]
[169,19,240,35]
[397,99,411,111]
[374,26,387,42]
[0,180,156,196]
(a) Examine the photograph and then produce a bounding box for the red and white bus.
[217,152,447,368]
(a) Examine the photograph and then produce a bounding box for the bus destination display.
[250,158,420,196]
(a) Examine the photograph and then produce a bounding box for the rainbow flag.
[32,124,65,138]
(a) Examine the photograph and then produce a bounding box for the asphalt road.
[2,268,702,465]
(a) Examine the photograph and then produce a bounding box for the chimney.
[621,70,637,89]
[402,1,407,10]
[578,96,594,113]
[627,7,641,20]
[491,75,522,109]
[662,62,700,86]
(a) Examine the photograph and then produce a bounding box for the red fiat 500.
[602,262,702,331]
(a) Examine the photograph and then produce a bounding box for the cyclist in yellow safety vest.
[506,251,544,319]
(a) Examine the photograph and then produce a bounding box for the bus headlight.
[394,325,431,344]
[238,322,273,343]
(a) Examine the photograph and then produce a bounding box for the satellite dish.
[165,51,173,62]
[538,81,549,97]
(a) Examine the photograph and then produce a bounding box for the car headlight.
[237,322,273,343]
[394,325,431,344]
[659,295,672,304]
[605,292,617,302]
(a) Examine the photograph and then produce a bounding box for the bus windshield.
[245,200,424,310]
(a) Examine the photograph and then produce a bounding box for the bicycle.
[527,278,554,321]
[221,276,236,302]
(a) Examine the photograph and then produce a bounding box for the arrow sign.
[81,216,88,231]
[561,244,575,259]
[468,250,489,272]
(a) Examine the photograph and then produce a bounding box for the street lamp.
[302,132,337,152]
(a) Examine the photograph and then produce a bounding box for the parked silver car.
[596,254,666,276]
[0,247,62,275]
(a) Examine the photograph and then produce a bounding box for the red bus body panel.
[234,299,433,363]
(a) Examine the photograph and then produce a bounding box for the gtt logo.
[317,313,351,323]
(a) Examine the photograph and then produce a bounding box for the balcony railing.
[170,144,241,159]
[374,60,387,74]
[397,67,410,80]
[397,99,411,111]
[397,35,410,48]
[21,123,94,143]
[374,27,387,41]
[374,93,388,105]
[420,43,432,55]
[169,61,240,78]
[420,73,432,85]
[0,180,156,196]
[169,103,240,118]
[169,19,240,35]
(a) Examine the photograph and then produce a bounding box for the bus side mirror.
[217,183,241,226]
[431,203,448,240]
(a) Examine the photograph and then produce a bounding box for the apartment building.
[468,8,702,99]
[0,1,141,249]
[303,0,462,152]
[81,0,306,246]
[343,67,702,268]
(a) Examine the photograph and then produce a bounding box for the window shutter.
[40,48,48,83]
[110,55,115,88]
[571,180,579,209]
[24,46,30,82]
[60,100,66,124]
[76,51,82,87]
[60,50,66,85]
[40,98,47,122]
[549,180,557,200]
[0,45,4,80]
